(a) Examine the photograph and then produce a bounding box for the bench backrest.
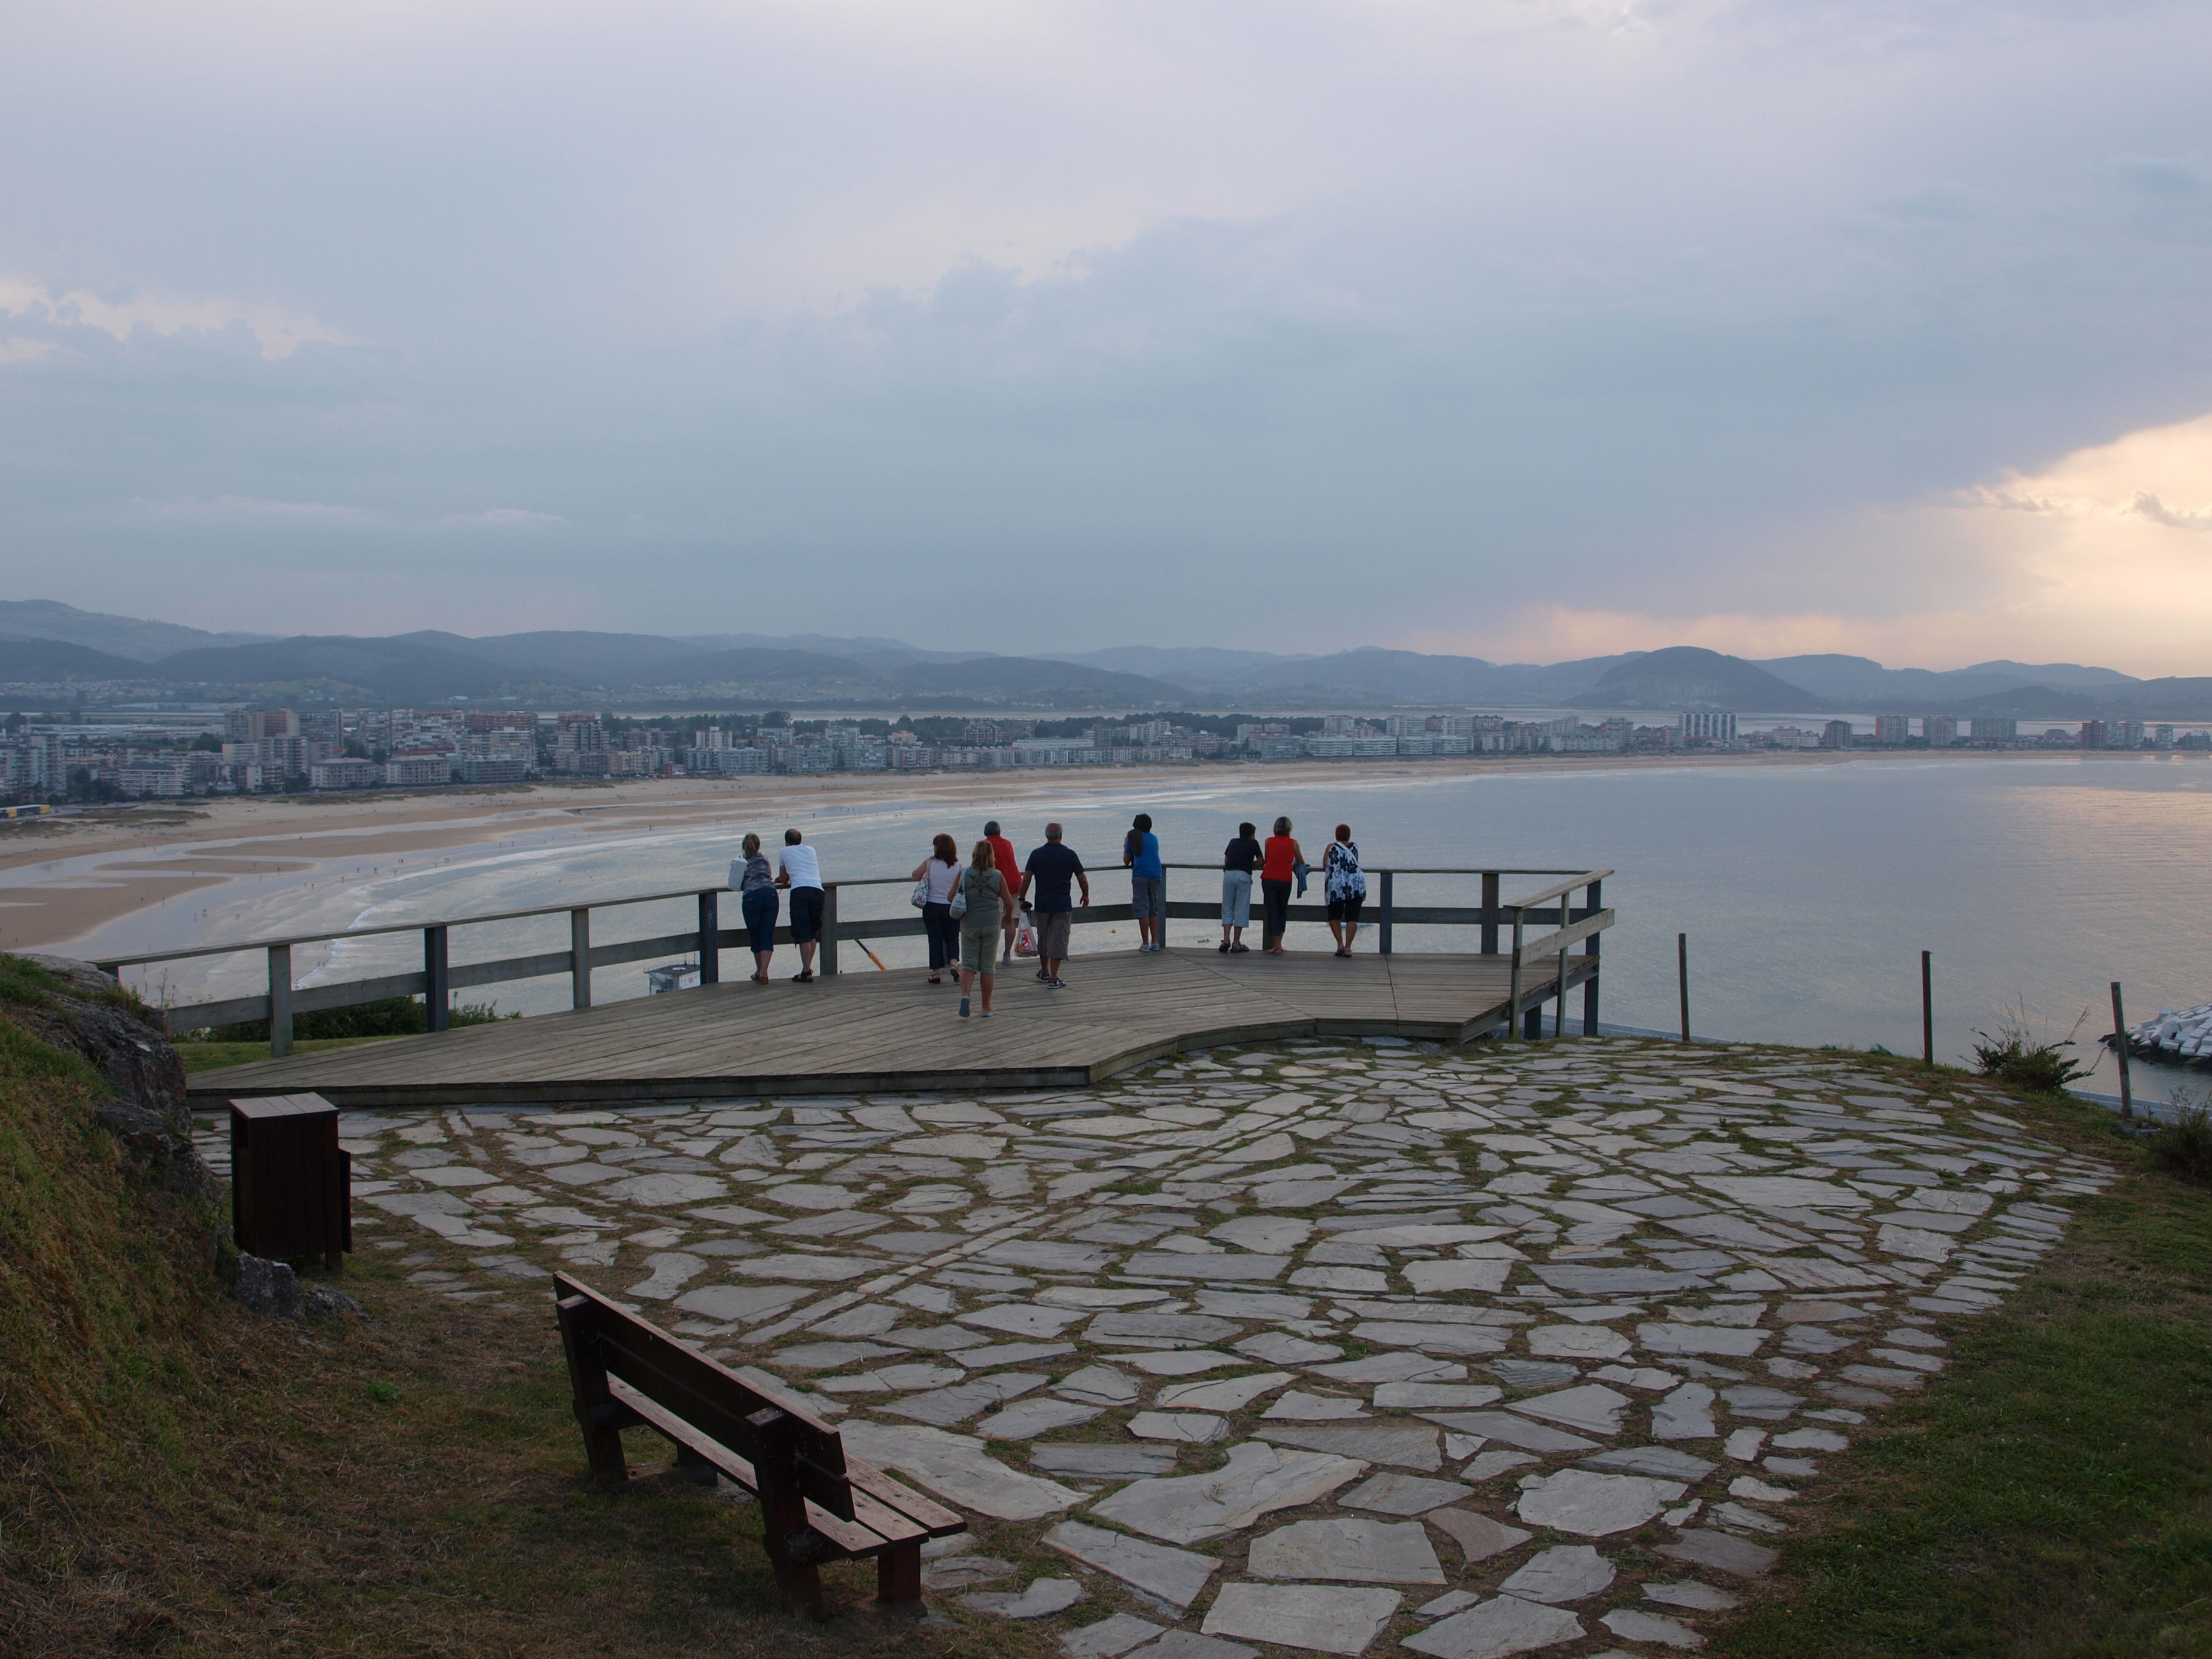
[553,1272,854,1520]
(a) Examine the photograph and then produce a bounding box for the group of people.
[726,814,1373,1017]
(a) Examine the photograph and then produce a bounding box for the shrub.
[1972,1002,2092,1094]
[2149,1107,2212,1184]
[197,996,515,1043]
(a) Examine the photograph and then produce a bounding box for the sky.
[2,0,2210,672]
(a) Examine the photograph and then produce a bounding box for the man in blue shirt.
[1123,811,1165,952]
[1019,822,1090,989]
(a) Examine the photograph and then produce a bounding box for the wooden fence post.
[424,925,450,1031]
[570,908,592,1009]
[1677,932,1690,1043]
[2111,980,2133,1120]
[1480,871,1500,955]
[819,884,839,976]
[267,943,293,1058]
[1921,951,1934,1065]
[1379,870,1393,956]
[697,891,720,985]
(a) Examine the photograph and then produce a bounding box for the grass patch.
[1716,1088,2212,1659]
[174,1034,406,1073]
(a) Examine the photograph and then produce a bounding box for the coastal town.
[5,705,2205,805]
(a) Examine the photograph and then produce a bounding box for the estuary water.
[73,751,2212,1105]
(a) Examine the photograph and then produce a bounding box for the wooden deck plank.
[189,946,1586,1107]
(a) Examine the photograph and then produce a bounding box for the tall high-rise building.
[1820,720,1853,748]
[1970,717,2017,743]
[2079,720,2106,748]
[1874,714,1909,744]
[1923,716,1958,746]
[1680,711,1737,741]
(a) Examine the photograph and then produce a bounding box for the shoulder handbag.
[910,863,934,909]
[949,867,970,918]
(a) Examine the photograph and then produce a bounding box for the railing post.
[267,943,293,1059]
[1379,870,1393,956]
[1480,871,1500,955]
[1581,877,1601,1036]
[425,925,450,1031]
[698,891,720,985]
[569,907,592,1009]
[819,883,839,976]
[1506,907,1524,1040]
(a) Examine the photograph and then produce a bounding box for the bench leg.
[877,1541,922,1608]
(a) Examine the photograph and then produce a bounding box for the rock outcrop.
[5,953,217,1201]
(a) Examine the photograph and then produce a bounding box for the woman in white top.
[910,833,964,985]
[774,828,826,982]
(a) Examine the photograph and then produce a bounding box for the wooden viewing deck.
[185,944,1599,1108]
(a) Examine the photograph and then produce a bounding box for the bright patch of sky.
[2,0,2208,670]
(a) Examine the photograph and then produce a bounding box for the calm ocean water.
[65,752,2212,1104]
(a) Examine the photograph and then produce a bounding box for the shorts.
[1220,869,1252,928]
[786,885,825,943]
[1037,909,1072,958]
[1327,894,1366,923]
[1130,876,1165,920]
[959,918,1002,969]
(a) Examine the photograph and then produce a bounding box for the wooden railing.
[96,865,1612,1058]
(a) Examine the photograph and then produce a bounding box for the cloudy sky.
[4,1,2209,671]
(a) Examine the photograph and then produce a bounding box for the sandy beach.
[0,747,2045,957]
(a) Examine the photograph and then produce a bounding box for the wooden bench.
[552,1272,965,1615]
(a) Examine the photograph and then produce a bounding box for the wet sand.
[0,749,1890,956]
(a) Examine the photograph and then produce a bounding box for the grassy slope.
[1,1023,1045,1658]
[1719,1075,2212,1659]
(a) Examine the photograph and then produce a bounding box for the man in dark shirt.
[1020,822,1090,988]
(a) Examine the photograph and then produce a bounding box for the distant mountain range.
[2,599,2208,717]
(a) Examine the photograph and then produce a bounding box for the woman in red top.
[1260,816,1302,954]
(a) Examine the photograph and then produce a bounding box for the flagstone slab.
[1600,1607,1706,1648]
[841,1422,1082,1520]
[1506,1384,1631,1436]
[1202,1583,1403,1655]
[1263,1390,1372,1421]
[964,1578,1087,1619]
[1352,1322,1509,1355]
[885,1373,1047,1426]
[1064,1614,1167,1658]
[1638,1323,1768,1358]
[1514,1469,1686,1536]
[1091,1441,1369,1544]
[1654,1529,1779,1577]
[976,1396,1105,1438]
[731,1253,883,1282]
[1124,1253,1292,1281]
[1158,1372,1293,1411]
[1128,1411,1228,1443]
[1418,1412,1598,1454]
[1314,1353,1466,1384]
[1696,1176,1871,1210]
[1498,1544,1615,1603]
[1404,1260,1515,1294]
[671,1282,814,1322]
[1033,1443,1181,1478]
[960,1304,1090,1338]
[1339,1472,1473,1515]
[1041,1520,1219,1609]
[1247,1518,1444,1583]
[1403,1594,1584,1659]
[1425,1509,1531,1564]
[1253,1423,1443,1470]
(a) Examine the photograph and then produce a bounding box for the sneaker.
[959,996,971,1017]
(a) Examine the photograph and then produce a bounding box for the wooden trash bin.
[230,1093,352,1267]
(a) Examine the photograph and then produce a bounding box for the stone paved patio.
[197,1035,2117,1658]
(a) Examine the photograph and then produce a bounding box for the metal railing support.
[820,885,840,976]
[569,908,592,1009]
[268,943,293,1058]
[1379,871,1394,956]
[425,925,451,1031]
[697,891,720,985]
[1581,877,1602,1035]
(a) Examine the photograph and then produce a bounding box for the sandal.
[1229,943,1249,954]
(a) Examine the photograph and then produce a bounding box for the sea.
[51,751,2212,1108]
